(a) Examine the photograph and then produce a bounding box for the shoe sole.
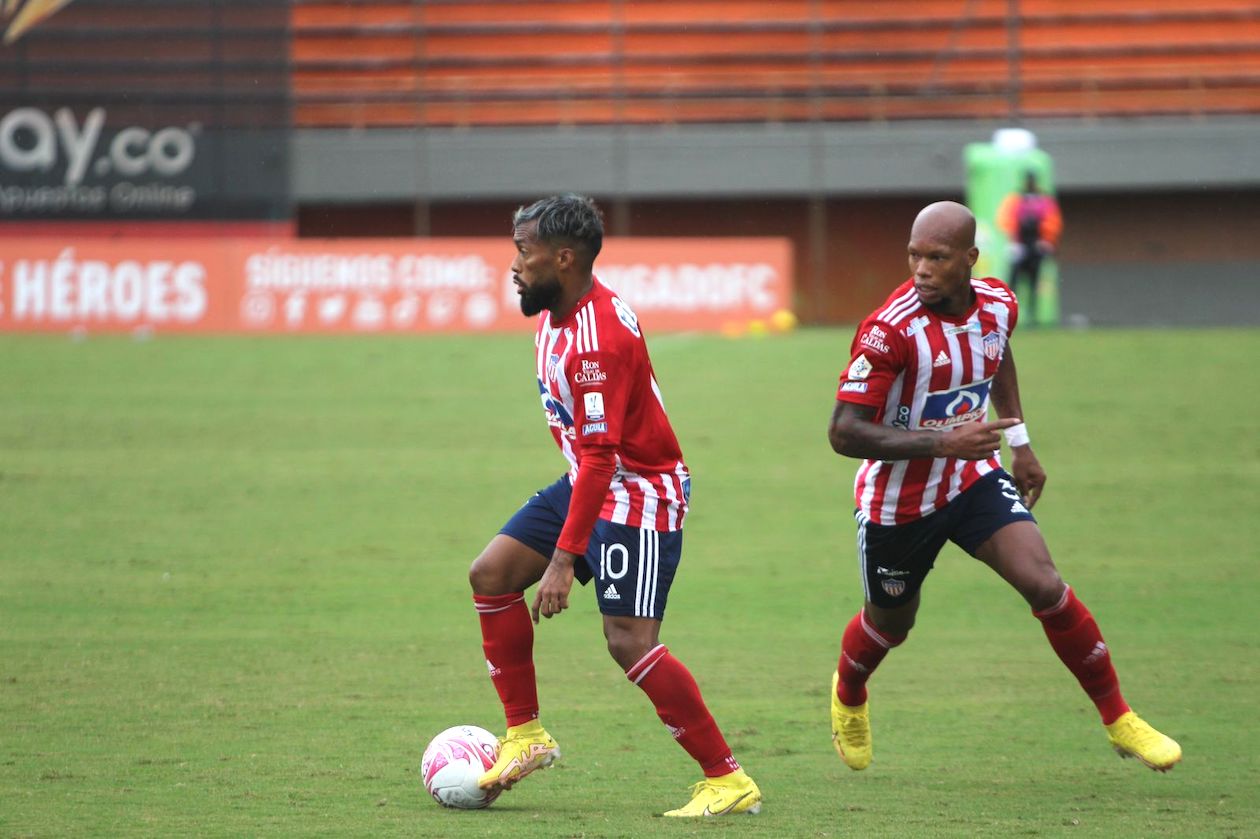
[479,746,561,791]
[1112,744,1179,773]
[663,793,762,817]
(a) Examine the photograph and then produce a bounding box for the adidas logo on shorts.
[602,584,620,601]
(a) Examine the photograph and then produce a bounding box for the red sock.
[1034,586,1130,725]
[836,609,905,707]
[626,645,740,778]
[473,593,538,727]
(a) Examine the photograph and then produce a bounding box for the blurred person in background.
[826,200,1180,774]
[997,171,1062,323]
[467,194,761,818]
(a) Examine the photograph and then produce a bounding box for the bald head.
[911,201,976,251]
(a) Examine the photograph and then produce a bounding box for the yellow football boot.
[663,768,762,817]
[476,719,561,791]
[1105,711,1181,772]
[831,670,872,770]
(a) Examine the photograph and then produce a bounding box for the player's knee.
[1020,569,1065,611]
[468,554,506,596]
[603,625,655,670]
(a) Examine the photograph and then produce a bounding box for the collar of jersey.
[547,277,603,329]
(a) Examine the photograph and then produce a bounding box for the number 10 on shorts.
[599,543,629,580]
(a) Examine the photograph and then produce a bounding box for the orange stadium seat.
[289,0,1260,128]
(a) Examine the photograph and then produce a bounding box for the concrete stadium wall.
[293,118,1260,327]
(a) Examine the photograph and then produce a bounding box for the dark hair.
[513,194,604,263]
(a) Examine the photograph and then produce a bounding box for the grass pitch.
[1,327,1257,837]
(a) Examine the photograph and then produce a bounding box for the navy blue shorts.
[499,475,683,620]
[855,469,1036,608]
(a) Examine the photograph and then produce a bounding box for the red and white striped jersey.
[836,277,1020,525]
[535,277,690,532]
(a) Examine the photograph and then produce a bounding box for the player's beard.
[519,275,563,316]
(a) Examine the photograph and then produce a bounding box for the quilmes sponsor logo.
[2,0,75,45]
[918,378,993,430]
[0,106,199,214]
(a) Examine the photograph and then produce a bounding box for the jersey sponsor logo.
[891,404,911,429]
[582,421,608,435]
[932,349,951,367]
[902,315,930,338]
[983,301,1008,317]
[876,565,911,577]
[841,381,868,393]
[848,353,873,381]
[860,324,891,354]
[539,380,575,430]
[584,391,605,420]
[574,358,607,386]
[602,583,621,601]
[983,331,1003,361]
[945,322,981,335]
[918,378,992,429]
[611,296,641,337]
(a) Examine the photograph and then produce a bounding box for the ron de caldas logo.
[918,378,992,430]
[0,106,199,215]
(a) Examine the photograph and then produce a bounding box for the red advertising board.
[0,237,793,334]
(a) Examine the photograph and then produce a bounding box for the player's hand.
[531,549,577,624]
[937,418,1021,461]
[1010,447,1047,509]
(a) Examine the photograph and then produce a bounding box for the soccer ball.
[420,724,501,809]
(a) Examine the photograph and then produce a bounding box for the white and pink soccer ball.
[421,724,501,809]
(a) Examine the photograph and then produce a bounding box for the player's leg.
[470,480,568,791]
[589,523,760,816]
[962,473,1181,770]
[831,510,945,769]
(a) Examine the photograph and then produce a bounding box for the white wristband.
[1003,422,1030,448]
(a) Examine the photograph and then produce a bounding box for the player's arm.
[533,348,625,624]
[532,446,616,623]
[989,344,1046,508]
[828,401,1019,462]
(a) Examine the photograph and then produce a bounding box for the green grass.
[1,327,1257,838]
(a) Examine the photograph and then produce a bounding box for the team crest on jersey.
[546,352,561,381]
[982,331,1003,361]
[918,378,992,429]
[848,353,873,381]
[881,579,907,597]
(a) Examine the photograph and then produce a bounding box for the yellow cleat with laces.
[476,719,561,791]
[831,670,872,770]
[1105,711,1181,772]
[663,768,762,817]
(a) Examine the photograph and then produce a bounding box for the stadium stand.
[291,0,1260,128]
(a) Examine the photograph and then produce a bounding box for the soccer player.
[468,194,761,817]
[827,200,1181,773]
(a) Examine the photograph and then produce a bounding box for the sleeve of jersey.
[556,349,628,555]
[836,319,904,407]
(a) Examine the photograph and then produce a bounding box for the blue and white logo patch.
[918,378,992,430]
